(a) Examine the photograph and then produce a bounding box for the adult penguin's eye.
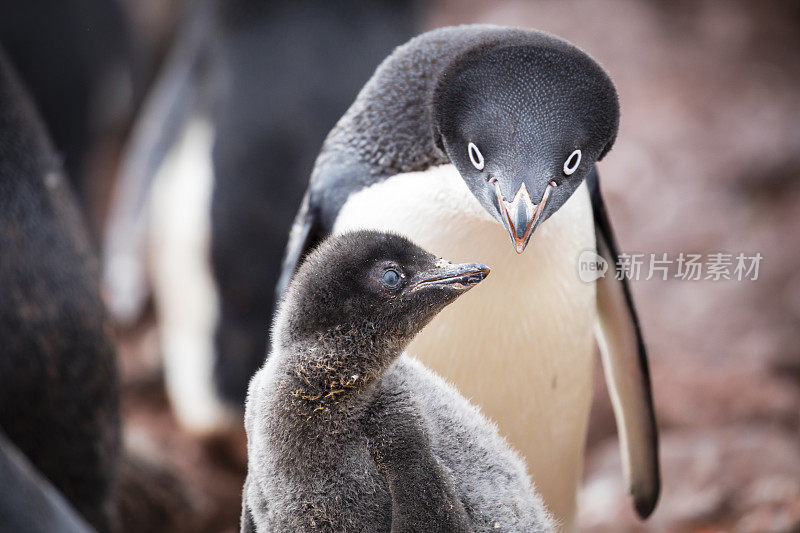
[381,268,402,288]
[468,142,484,170]
[563,149,581,175]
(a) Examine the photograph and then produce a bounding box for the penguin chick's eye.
[563,149,581,175]
[381,268,402,289]
[468,142,484,170]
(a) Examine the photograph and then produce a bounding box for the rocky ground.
[114,1,800,531]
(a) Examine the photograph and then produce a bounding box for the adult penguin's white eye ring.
[563,149,581,175]
[468,142,484,170]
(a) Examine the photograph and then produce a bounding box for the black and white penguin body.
[103,0,417,434]
[241,231,554,533]
[0,48,120,531]
[279,25,659,527]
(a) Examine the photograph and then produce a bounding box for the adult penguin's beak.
[491,178,556,254]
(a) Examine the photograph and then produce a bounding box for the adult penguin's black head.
[433,34,619,253]
[279,231,489,355]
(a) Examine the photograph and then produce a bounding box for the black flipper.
[102,0,214,325]
[276,150,383,305]
[275,191,324,305]
[0,431,92,533]
[364,385,473,533]
[587,167,660,518]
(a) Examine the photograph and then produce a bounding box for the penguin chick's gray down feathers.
[241,231,554,533]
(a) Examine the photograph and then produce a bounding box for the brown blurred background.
[8,0,800,531]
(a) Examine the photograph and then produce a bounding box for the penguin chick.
[241,231,554,533]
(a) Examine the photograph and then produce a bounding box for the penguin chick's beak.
[491,179,556,254]
[410,259,490,293]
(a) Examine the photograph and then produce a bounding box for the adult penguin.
[277,25,659,528]
[102,0,418,435]
[0,47,120,531]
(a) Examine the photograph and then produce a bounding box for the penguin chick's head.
[278,231,489,356]
[433,34,619,253]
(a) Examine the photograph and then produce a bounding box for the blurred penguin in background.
[103,0,419,435]
[0,47,121,532]
[0,429,93,533]
[0,0,136,235]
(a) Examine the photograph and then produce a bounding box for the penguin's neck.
[268,316,405,430]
